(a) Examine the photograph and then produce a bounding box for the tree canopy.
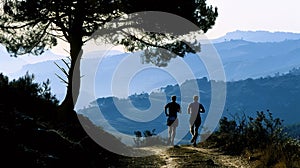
[0,0,218,115]
[0,0,217,56]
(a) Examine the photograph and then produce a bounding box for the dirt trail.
[122,145,251,167]
[183,146,251,168]
[138,146,180,168]
[144,145,251,168]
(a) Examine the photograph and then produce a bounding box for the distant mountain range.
[5,30,300,102]
[212,30,300,43]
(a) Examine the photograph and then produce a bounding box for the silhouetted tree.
[0,0,218,120]
[0,73,9,88]
[0,72,58,121]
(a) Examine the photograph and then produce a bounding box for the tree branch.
[120,29,171,51]
[0,19,40,29]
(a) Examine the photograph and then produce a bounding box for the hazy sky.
[205,0,300,39]
[51,0,300,54]
[1,0,300,74]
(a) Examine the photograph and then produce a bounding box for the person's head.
[171,95,176,102]
[193,95,199,102]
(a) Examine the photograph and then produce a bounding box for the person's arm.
[165,104,169,116]
[178,105,182,113]
[199,103,205,113]
[187,104,191,114]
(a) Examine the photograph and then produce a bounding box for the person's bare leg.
[171,126,176,146]
[167,126,172,145]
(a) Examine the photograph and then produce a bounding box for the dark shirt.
[165,102,181,118]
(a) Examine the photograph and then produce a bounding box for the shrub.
[204,110,300,167]
[133,129,167,147]
[0,72,58,122]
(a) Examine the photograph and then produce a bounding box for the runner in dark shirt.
[165,95,181,146]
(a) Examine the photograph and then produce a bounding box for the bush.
[133,129,167,147]
[0,72,58,122]
[203,110,300,167]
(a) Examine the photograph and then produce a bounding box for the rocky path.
[183,146,251,168]
[119,145,252,168]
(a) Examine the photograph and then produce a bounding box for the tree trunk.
[57,47,82,123]
[57,14,84,123]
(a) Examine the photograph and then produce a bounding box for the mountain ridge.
[212,30,300,43]
[4,30,300,101]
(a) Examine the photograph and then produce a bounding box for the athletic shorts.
[167,117,179,127]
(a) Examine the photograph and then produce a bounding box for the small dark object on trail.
[205,159,215,165]
[173,145,180,148]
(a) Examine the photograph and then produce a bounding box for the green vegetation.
[201,110,300,168]
[133,129,167,147]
